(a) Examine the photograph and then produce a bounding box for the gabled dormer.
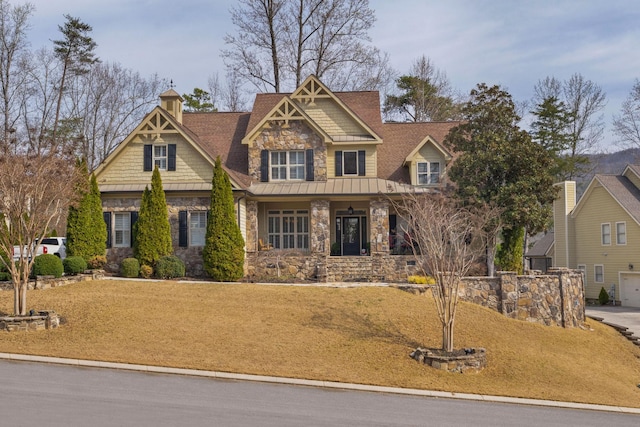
[403,136,452,186]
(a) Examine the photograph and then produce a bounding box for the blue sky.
[26,0,640,151]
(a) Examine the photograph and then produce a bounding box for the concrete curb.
[1,352,638,415]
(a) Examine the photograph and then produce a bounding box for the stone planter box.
[410,347,487,373]
[0,310,60,332]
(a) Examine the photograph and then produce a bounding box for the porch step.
[326,256,375,282]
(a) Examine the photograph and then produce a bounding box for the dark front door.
[342,217,361,255]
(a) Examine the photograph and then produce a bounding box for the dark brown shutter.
[104,212,112,248]
[168,144,176,171]
[179,211,188,247]
[260,150,269,182]
[358,150,366,176]
[143,145,152,171]
[305,149,314,181]
[335,151,343,176]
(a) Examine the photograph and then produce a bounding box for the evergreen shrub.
[0,272,10,281]
[121,258,140,278]
[155,256,185,279]
[63,256,87,275]
[32,254,64,278]
[598,286,610,305]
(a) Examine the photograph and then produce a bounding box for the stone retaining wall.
[0,311,59,331]
[0,271,105,291]
[245,253,420,282]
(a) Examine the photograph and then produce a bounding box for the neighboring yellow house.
[554,164,640,307]
[94,75,459,281]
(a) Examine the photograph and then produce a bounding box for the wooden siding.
[327,145,377,178]
[573,184,640,300]
[299,98,369,137]
[97,133,213,186]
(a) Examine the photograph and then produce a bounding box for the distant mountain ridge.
[574,148,640,196]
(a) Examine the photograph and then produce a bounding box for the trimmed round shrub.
[140,264,153,279]
[32,254,64,278]
[87,255,107,270]
[120,258,140,278]
[155,255,185,279]
[63,256,88,275]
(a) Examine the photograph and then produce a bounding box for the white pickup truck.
[12,237,67,261]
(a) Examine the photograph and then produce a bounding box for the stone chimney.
[159,89,183,124]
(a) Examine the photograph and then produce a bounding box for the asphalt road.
[0,360,637,427]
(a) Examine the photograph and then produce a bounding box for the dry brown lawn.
[0,279,639,408]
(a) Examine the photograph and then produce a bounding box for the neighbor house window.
[616,222,626,245]
[271,151,305,180]
[594,264,604,283]
[154,144,167,170]
[190,211,207,246]
[601,223,611,245]
[267,210,309,249]
[417,162,440,185]
[577,264,586,285]
[114,212,131,247]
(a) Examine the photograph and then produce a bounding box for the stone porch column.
[246,200,258,252]
[310,199,330,254]
[369,199,389,254]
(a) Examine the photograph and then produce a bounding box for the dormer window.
[417,161,440,185]
[143,144,176,171]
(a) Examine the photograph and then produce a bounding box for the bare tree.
[390,193,494,352]
[0,0,34,152]
[533,73,606,179]
[613,79,640,154]
[0,153,81,315]
[223,0,392,93]
[66,62,164,168]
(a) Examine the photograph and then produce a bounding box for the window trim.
[267,209,309,250]
[601,223,611,246]
[416,161,441,185]
[615,221,626,245]
[189,211,208,247]
[154,144,168,171]
[594,264,604,283]
[270,150,305,181]
[114,212,131,248]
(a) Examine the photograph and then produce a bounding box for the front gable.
[291,75,382,145]
[95,107,241,192]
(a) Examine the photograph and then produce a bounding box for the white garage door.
[620,274,640,308]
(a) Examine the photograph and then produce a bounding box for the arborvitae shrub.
[140,264,153,279]
[63,256,87,275]
[32,254,64,278]
[120,258,140,278]
[598,286,610,305]
[155,256,185,279]
[203,156,245,281]
[87,255,107,269]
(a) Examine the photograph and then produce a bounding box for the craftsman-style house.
[94,75,459,281]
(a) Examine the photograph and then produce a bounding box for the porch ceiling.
[247,178,425,197]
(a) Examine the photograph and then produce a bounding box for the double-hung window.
[271,151,304,180]
[190,212,207,246]
[417,162,440,185]
[114,213,131,247]
[594,265,604,283]
[601,223,611,245]
[616,222,626,245]
[267,210,309,249]
[342,151,359,175]
[154,145,167,170]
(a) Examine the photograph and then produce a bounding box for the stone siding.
[248,121,327,183]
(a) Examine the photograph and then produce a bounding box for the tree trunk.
[442,317,455,353]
